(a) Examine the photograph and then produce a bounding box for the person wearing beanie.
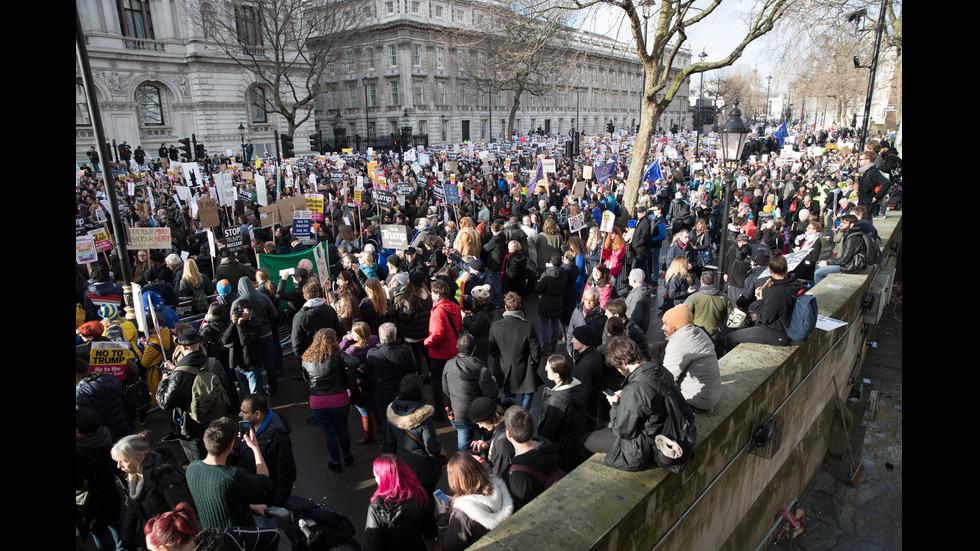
[467,398,515,480]
[98,303,141,360]
[661,304,721,412]
[569,324,603,430]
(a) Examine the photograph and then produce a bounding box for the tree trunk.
[621,80,665,221]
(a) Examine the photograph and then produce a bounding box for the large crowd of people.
[76,124,900,550]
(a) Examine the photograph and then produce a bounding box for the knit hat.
[572,325,599,348]
[293,267,309,279]
[752,253,770,266]
[409,271,425,287]
[471,284,491,302]
[662,304,693,329]
[216,279,232,295]
[469,259,485,272]
[98,303,120,321]
[395,272,410,286]
[141,291,164,313]
[468,397,499,424]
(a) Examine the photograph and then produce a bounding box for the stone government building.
[76,0,691,164]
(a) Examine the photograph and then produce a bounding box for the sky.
[576,1,786,94]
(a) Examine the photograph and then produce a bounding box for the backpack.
[856,231,882,267]
[783,289,818,342]
[632,368,698,474]
[175,360,230,425]
[191,285,209,314]
[508,463,566,490]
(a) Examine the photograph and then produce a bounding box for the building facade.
[76,0,691,164]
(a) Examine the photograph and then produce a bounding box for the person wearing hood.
[233,393,296,510]
[534,254,568,353]
[461,285,494,360]
[291,281,339,361]
[435,452,514,551]
[422,279,462,421]
[368,323,419,454]
[83,263,124,322]
[387,374,446,501]
[537,355,588,473]
[231,276,282,395]
[76,407,124,551]
[505,405,564,511]
[726,254,806,352]
[684,272,733,341]
[443,334,499,452]
[624,268,652,334]
[661,304,721,413]
[489,292,542,410]
[724,233,753,305]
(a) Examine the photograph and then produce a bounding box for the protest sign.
[568,213,587,234]
[223,226,245,254]
[255,175,268,206]
[277,196,307,227]
[126,227,172,250]
[312,241,329,282]
[88,228,112,253]
[306,193,324,222]
[582,165,593,180]
[76,236,98,264]
[89,341,129,380]
[353,189,362,206]
[395,182,415,197]
[380,224,410,250]
[375,189,395,210]
[600,211,615,233]
[291,211,314,244]
[443,183,461,205]
[542,159,556,173]
[257,205,278,227]
[571,180,586,199]
[197,197,221,228]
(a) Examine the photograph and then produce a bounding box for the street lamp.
[695,48,707,158]
[400,108,411,163]
[487,78,493,143]
[332,110,345,151]
[764,74,772,135]
[716,98,749,288]
[362,76,371,149]
[238,122,245,158]
[574,85,584,154]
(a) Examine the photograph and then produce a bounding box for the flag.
[531,159,544,187]
[775,122,788,149]
[642,159,663,183]
[595,161,616,184]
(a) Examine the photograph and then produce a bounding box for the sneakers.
[327,461,342,473]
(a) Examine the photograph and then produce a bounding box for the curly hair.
[302,328,339,363]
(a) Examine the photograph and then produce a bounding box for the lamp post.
[695,48,707,158]
[399,108,411,164]
[717,98,749,289]
[440,114,446,143]
[574,85,584,153]
[332,110,345,151]
[487,78,493,143]
[362,76,370,150]
[238,122,246,160]
[763,74,772,135]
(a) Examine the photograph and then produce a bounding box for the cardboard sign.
[197,197,221,228]
[89,341,128,380]
[76,236,98,264]
[568,213,587,234]
[126,227,172,250]
[583,165,593,180]
[380,224,410,250]
[353,189,362,206]
[312,241,330,282]
[258,205,279,227]
[277,196,308,227]
[223,226,245,254]
[375,189,395,210]
[600,211,615,233]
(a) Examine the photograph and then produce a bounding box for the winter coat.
[76,372,132,442]
[536,232,564,268]
[364,495,428,551]
[537,381,589,473]
[231,410,296,507]
[631,216,652,256]
[75,427,122,534]
[505,437,563,512]
[534,265,568,319]
[564,304,607,356]
[394,291,433,341]
[368,342,419,411]
[663,324,721,411]
[684,287,733,340]
[340,335,380,408]
[439,477,514,551]
[828,228,871,274]
[156,350,228,439]
[625,283,653,333]
[386,400,443,486]
[302,349,359,397]
[423,298,463,360]
[290,298,339,359]
[501,249,528,295]
[604,362,670,472]
[756,275,806,339]
[489,310,542,394]
[120,451,194,549]
[442,354,499,425]
[221,317,263,373]
[231,276,278,338]
[601,245,626,278]
[462,305,493,360]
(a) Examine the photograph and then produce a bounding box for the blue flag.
[775,122,788,149]
[531,159,544,187]
[595,161,616,184]
[642,159,663,183]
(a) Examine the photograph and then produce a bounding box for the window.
[389,45,397,67]
[236,4,261,47]
[76,82,91,125]
[137,84,164,126]
[496,91,502,107]
[435,5,443,18]
[330,88,338,110]
[480,119,487,140]
[348,122,357,137]
[368,83,377,107]
[418,120,426,134]
[367,48,375,69]
[441,119,448,141]
[389,120,399,134]
[413,45,422,66]
[477,88,485,107]
[347,52,354,72]
[458,51,465,70]
[349,88,358,108]
[118,0,155,39]
[458,85,465,106]
[437,81,446,105]
[412,1,419,14]
[436,48,444,69]
[389,81,399,106]
[385,1,393,14]
[368,121,376,138]
[328,60,335,75]
[477,52,484,67]
[414,80,424,106]
[248,86,266,123]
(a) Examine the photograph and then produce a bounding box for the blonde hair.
[665,256,693,286]
[182,258,203,288]
[364,277,387,317]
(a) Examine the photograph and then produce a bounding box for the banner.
[568,213,587,234]
[305,193,324,222]
[375,189,395,210]
[443,183,461,205]
[88,228,112,253]
[291,211,314,244]
[126,227,172,250]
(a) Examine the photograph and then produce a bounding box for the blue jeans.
[90,517,123,551]
[235,369,263,395]
[813,265,841,285]
[451,420,476,451]
[259,334,280,393]
[651,248,662,283]
[503,389,534,410]
[539,317,560,351]
[489,275,504,308]
[311,406,351,464]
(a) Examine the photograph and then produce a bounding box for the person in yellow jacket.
[97,304,142,361]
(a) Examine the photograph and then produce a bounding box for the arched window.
[249,86,268,123]
[76,81,91,126]
[136,84,164,126]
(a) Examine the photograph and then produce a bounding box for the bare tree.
[196,0,355,136]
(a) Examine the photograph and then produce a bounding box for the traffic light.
[178,138,192,161]
[195,143,206,160]
[280,134,295,158]
[851,113,858,128]
[606,122,614,134]
[309,132,322,154]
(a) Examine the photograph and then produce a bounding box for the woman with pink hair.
[363,454,430,551]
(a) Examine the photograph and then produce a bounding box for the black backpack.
[632,366,698,473]
[508,463,566,490]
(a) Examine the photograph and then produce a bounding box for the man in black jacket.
[367,323,419,453]
[725,255,806,351]
[443,334,499,452]
[630,205,652,285]
[814,214,870,285]
[856,150,891,217]
[234,393,296,512]
[504,406,562,511]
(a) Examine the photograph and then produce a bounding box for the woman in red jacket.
[422,279,462,422]
[601,227,627,288]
